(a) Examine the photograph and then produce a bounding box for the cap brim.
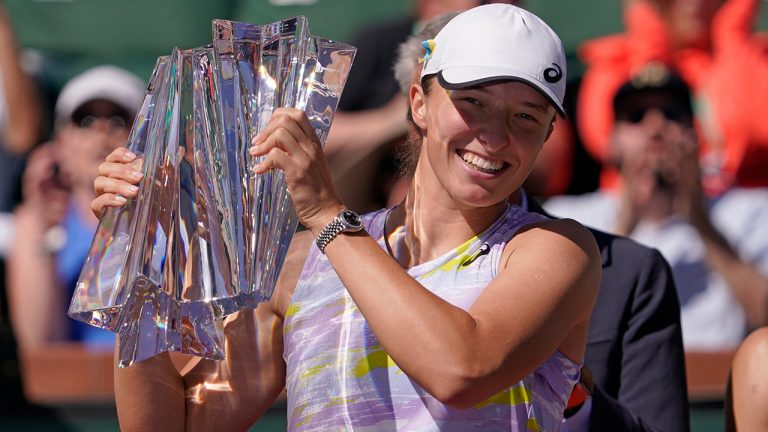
[437,70,566,118]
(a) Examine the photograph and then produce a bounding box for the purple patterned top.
[283,205,580,431]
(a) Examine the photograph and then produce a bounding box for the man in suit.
[393,14,690,431]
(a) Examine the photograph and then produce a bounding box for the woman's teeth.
[460,151,504,174]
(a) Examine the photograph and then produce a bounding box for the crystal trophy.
[68,17,356,367]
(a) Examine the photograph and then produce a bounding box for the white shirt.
[0,212,13,257]
[545,187,768,351]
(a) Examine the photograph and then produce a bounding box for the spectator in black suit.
[393,14,689,431]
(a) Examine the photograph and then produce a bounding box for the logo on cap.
[420,39,436,64]
[544,63,562,84]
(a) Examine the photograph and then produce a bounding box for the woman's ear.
[410,83,428,131]
[544,118,556,142]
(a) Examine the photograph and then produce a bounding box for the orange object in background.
[578,0,768,194]
[20,343,114,403]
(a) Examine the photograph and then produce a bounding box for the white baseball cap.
[54,65,146,128]
[420,4,567,117]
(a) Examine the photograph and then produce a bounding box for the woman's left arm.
[324,218,599,408]
[251,109,601,408]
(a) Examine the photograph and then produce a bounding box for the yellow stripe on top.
[474,383,533,409]
[527,417,542,431]
[419,235,480,279]
[286,303,301,317]
[353,346,397,377]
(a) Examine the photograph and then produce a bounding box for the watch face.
[341,210,362,228]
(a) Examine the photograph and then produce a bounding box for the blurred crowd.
[1,0,768,429]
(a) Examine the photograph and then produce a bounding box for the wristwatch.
[315,209,363,253]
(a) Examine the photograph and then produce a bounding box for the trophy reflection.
[68,17,356,367]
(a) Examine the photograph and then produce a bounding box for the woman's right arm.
[95,148,303,431]
[114,301,287,431]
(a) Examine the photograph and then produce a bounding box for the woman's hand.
[249,108,344,234]
[91,147,143,219]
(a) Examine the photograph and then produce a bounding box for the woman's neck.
[386,166,508,268]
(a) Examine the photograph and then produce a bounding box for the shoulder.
[271,230,314,319]
[505,218,601,293]
[735,327,768,369]
[500,218,602,357]
[731,327,768,428]
[515,217,600,258]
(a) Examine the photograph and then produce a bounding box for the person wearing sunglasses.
[7,66,143,352]
[545,63,768,352]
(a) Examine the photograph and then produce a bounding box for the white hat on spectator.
[54,65,145,128]
[420,4,567,116]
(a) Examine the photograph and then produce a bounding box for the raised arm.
[114,299,287,432]
[250,108,601,408]
[0,6,41,154]
[178,232,310,430]
[322,217,600,408]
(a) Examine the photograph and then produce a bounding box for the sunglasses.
[616,105,692,124]
[71,104,132,134]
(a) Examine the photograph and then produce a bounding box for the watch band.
[315,209,363,253]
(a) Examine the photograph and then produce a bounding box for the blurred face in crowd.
[655,0,724,49]
[410,77,555,207]
[611,90,695,187]
[56,99,132,190]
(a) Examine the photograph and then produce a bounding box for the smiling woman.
[411,81,556,208]
[93,4,601,431]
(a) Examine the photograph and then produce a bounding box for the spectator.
[546,63,768,350]
[0,3,44,414]
[396,14,689,431]
[578,0,768,194]
[7,66,144,350]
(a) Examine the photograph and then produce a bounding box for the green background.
[6,0,768,88]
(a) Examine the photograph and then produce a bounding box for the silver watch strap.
[315,216,344,254]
